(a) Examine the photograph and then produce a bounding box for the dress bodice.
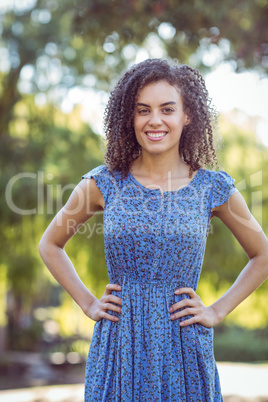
[82,165,236,289]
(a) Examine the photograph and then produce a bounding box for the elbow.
[38,235,47,260]
[38,233,64,261]
[251,251,268,278]
[39,232,53,260]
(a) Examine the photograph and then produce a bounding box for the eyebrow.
[136,101,177,107]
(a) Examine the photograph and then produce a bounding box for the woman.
[39,59,268,401]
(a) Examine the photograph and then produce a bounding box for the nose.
[149,111,162,126]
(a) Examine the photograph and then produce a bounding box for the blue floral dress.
[82,165,237,401]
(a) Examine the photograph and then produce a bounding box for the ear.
[184,115,191,126]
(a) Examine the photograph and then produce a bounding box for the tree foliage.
[73,0,268,73]
[0,0,267,352]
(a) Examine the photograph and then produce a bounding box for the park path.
[0,362,267,401]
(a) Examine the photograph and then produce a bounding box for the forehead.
[137,80,181,103]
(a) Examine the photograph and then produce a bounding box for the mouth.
[145,131,167,141]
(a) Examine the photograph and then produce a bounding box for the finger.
[103,302,122,314]
[103,294,122,306]
[105,283,121,293]
[111,295,123,306]
[169,298,196,312]
[170,308,198,321]
[99,311,120,322]
[174,287,196,297]
[180,316,200,327]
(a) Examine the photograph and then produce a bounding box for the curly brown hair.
[104,58,218,177]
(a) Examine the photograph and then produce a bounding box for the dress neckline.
[128,168,202,194]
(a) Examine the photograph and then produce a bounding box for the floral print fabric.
[82,165,237,401]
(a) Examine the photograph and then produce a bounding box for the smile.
[145,131,167,140]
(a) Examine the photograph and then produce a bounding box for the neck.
[132,151,189,179]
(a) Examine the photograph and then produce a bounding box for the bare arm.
[39,178,121,322]
[208,191,268,323]
[169,191,268,327]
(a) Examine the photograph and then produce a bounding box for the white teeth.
[146,132,166,138]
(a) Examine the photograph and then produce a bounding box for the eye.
[137,108,150,115]
[162,107,175,113]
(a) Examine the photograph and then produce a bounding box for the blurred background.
[0,0,268,400]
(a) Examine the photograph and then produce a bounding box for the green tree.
[0,0,267,353]
[72,0,268,73]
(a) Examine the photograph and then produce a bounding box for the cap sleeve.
[82,164,111,206]
[211,171,237,209]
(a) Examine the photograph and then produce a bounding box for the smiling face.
[133,80,190,157]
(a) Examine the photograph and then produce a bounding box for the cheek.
[133,122,144,146]
[134,129,143,144]
[133,117,144,134]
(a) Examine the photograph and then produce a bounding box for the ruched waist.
[111,274,193,290]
